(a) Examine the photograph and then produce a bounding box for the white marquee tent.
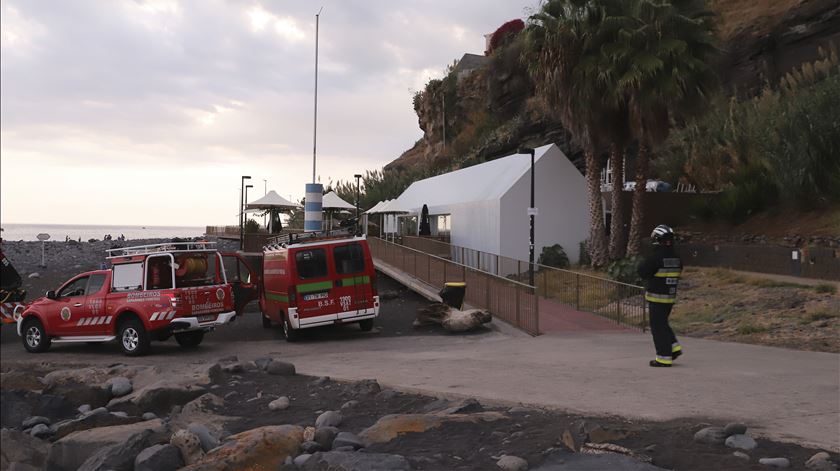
[393,143,589,265]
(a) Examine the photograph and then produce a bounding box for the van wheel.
[22,318,51,353]
[282,316,299,342]
[119,318,150,356]
[262,315,272,329]
[175,331,204,348]
[359,319,374,332]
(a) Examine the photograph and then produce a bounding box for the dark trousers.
[649,302,677,358]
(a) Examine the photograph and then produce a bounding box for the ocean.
[0,224,206,242]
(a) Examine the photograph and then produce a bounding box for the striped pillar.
[304,183,323,232]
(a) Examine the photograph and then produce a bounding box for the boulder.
[107,377,133,398]
[43,372,112,409]
[805,452,837,471]
[733,451,751,461]
[78,404,92,414]
[693,426,727,445]
[314,426,339,449]
[269,396,290,411]
[171,429,204,465]
[301,440,325,454]
[497,455,529,471]
[359,412,507,445]
[759,457,791,468]
[300,451,410,470]
[0,371,44,391]
[315,410,342,428]
[188,423,220,452]
[587,425,630,444]
[170,394,235,439]
[45,418,166,471]
[115,380,206,415]
[0,429,48,470]
[332,432,364,450]
[76,428,168,471]
[303,426,316,442]
[134,444,184,471]
[723,422,748,436]
[254,357,273,371]
[52,411,141,440]
[341,400,359,410]
[442,398,483,414]
[179,425,304,471]
[142,412,158,421]
[417,303,492,332]
[294,453,313,466]
[266,361,296,376]
[350,379,381,395]
[29,423,52,438]
[21,416,50,428]
[725,434,757,451]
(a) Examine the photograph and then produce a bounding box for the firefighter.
[637,224,682,367]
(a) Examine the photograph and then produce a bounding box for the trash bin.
[439,282,466,310]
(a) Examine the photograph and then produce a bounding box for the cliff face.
[386,0,840,176]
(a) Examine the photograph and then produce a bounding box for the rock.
[693,426,727,445]
[123,380,205,415]
[359,412,507,445]
[341,400,359,410]
[560,427,586,452]
[733,451,751,461]
[301,440,325,453]
[241,361,258,371]
[254,357,273,371]
[28,272,40,279]
[87,407,109,417]
[724,422,748,436]
[134,444,184,471]
[223,392,237,401]
[303,426,316,442]
[46,419,166,471]
[725,434,757,451]
[221,363,243,374]
[0,429,48,470]
[269,396,290,411]
[112,411,129,418]
[315,410,343,428]
[29,423,52,438]
[43,379,111,410]
[300,451,410,470]
[806,452,837,471]
[497,454,529,471]
[142,412,157,421]
[217,355,238,363]
[21,416,50,428]
[294,453,313,466]
[376,389,399,400]
[759,457,791,468]
[332,432,365,450]
[266,361,296,376]
[311,376,330,385]
[188,423,220,452]
[171,429,205,465]
[78,404,92,414]
[0,371,44,391]
[333,446,356,452]
[179,425,303,471]
[77,428,168,471]
[314,426,338,449]
[107,377,133,397]
[350,379,381,395]
[52,411,141,440]
[587,425,630,444]
[508,406,537,414]
[443,397,483,414]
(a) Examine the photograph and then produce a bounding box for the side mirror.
[46,290,57,300]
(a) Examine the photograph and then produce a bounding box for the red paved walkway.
[539,298,632,333]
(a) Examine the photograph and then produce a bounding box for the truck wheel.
[22,318,51,353]
[119,318,150,356]
[175,331,204,348]
[262,315,272,329]
[359,319,374,332]
[282,316,299,342]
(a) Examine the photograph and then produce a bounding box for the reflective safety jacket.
[637,246,682,304]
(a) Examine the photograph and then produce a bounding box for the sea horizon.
[0,223,207,242]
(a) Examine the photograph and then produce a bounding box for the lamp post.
[518,147,536,287]
[263,179,267,228]
[354,174,362,234]
[240,175,251,250]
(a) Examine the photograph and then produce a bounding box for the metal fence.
[399,236,647,331]
[369,237,540,335]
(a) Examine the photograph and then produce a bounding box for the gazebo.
[245,191,301,234]
[321,191,355,230]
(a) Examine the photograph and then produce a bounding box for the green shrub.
[244,218,261,234]
[538,244,569,268]
[578,240,591,267]
[607,255,644,285]
[737,324,767,335]
[815,284,837,294]
[715,165,779,223]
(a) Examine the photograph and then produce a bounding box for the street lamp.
[518,147,536,287]
[263,179,267,228]
[354,174,363,235]
[240,175,251,250]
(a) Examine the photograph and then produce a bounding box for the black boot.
[649,360,671,367]
[672,349,682,361]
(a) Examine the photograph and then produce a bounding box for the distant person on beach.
[637,224,683,368]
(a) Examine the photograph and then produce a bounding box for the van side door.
[221,253,260,315]
[332,242,372,319]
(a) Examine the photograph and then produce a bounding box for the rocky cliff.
[385,0,839,176]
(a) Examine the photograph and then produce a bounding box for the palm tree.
[606,0,718,255]
[524,0,617,268]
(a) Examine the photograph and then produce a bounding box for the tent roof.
[245,190,301,210]
[322,191,355,210]
[364,200,388,214]
[379,199,415,215]
[395,144,555,213]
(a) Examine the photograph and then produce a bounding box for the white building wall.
[499,146,589,265]
[448,200,500,256]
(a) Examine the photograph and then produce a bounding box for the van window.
[87,274,107,294]
[296,249,327,279]
[174,253,220,287]
[112,263,143,292]
[59,276,89,298]
[146,255,174,290]
[334,243,365,274]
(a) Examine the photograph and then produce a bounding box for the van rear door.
[331,242,373,320]
[293,247,339,326]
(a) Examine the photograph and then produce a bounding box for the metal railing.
[369,237,540,336]
[399,236,646,331]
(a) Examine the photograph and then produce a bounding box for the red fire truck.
[15,242,240,356]
[258,230,380,341]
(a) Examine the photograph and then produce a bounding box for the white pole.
[312,7,323,184]
[41,241,45,267]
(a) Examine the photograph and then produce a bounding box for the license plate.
[303,292,329,301]
[198,315,216,323]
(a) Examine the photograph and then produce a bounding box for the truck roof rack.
[266,228,358,250]
[106,241,217,259]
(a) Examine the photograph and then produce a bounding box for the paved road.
[2,291,837,451]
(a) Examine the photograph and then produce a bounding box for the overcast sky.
[1,0,531,226]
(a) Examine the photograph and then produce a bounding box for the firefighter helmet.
[651,224,675,245]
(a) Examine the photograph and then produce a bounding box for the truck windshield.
[174,252,221,288]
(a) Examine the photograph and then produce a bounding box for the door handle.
[73,303,83,307]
